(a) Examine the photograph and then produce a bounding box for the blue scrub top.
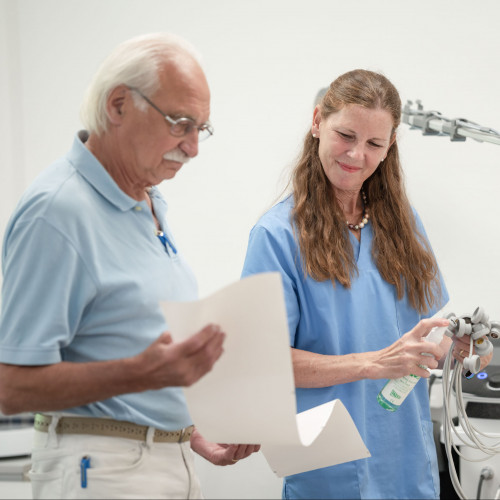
[0,132,197,431]
[242,196,448,500]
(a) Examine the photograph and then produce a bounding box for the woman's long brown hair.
[292,69,441,314]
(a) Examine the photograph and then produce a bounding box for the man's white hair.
[80,33,203,135]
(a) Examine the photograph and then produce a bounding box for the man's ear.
[106,85,129,125]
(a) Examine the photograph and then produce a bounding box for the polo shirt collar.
[67,131,141,212]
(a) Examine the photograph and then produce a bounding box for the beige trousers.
[29,415,203,499]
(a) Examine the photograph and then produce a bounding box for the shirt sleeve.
[0,217,97,365]
[241,224,301,345]
[412,209,450,317]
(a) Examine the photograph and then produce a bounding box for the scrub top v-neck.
[241,195,448,499]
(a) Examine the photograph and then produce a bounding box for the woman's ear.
[311,105,322,137]
[389,132,396,149]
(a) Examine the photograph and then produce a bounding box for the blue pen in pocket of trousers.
[80,456,91,488]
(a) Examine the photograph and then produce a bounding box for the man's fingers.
[175,324,225,356]
[158,332,173,344]
[219,443,261,464]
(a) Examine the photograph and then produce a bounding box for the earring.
[312,133,317,138]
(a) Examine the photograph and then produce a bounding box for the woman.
[241,70,484,499]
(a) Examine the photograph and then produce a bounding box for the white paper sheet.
[160,272,370,477]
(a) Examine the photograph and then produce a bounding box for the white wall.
[1,0,500,498]
[0,0,26,247]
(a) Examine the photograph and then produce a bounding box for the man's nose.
[179,129,199,158]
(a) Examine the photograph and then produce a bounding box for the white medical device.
[402,100,500,145]
[401,99,500,499]
[440,308,500,500]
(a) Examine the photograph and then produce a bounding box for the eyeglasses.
[129,87,214,142]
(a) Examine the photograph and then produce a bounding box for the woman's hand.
[293,317,452,388]
[452,334,493,372]
[370,317,450,380]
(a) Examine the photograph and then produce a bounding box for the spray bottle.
[377,325,448,412]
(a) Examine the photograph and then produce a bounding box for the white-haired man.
[0,33,259,499]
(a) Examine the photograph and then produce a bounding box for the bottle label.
[379,373,420,406]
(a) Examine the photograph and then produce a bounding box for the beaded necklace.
[346,190,369,231]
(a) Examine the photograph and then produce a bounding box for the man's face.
[114,59,211,188]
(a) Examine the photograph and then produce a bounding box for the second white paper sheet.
[161,272,370,477]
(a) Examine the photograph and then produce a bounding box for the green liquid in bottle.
[377,374,421,412]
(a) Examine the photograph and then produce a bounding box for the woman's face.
[312,103,395,194]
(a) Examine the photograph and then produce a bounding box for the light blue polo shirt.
[242,195,449,499]
[0,131,196,430]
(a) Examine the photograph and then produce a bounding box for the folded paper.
[160,272,370,477]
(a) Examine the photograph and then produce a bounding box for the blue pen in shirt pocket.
[80,455,91,488]
[156,230,177,255]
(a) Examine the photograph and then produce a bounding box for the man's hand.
[190,428,261,466]
[136,324,225,389]
[0,324,225,415]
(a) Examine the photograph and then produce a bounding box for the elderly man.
[0,33,259,499]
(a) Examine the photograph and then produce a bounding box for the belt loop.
[145,426,155,448]
[178,428,186,444]
[47,414,61,447]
